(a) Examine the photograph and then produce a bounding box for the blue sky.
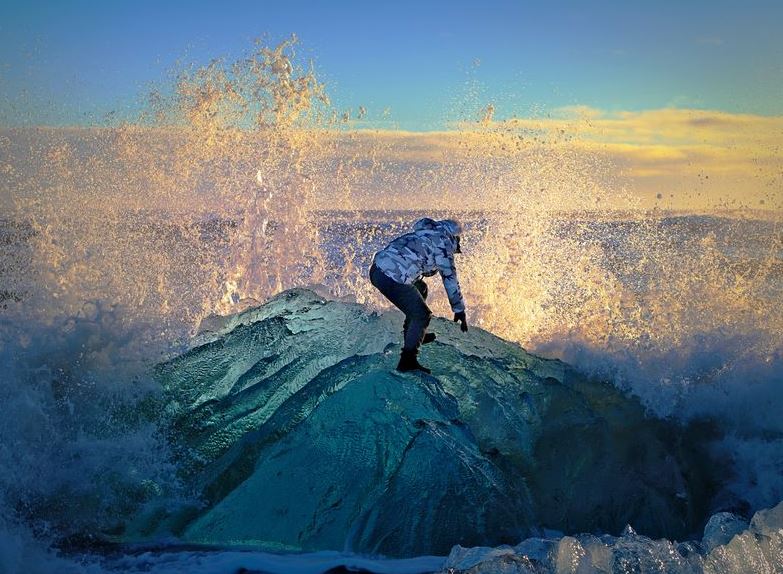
[1,0,782,129]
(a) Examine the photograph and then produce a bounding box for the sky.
[1,0,782,129]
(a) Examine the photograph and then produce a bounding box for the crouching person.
[369,218,468,373]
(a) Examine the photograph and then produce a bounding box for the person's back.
[370,217,468,373]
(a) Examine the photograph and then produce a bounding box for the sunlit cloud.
[3,107,780,213]
[495,108,782,197]
[330,107,783,211]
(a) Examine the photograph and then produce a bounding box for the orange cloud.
[4,108,781,213]
[329,108,783,211]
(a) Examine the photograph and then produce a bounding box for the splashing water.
[1,35,782,570]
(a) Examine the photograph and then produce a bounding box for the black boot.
[396,348,431,374]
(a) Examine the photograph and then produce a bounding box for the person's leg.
[370,265,432,351]
[404,279,431,342]
[412,280,436,344]
[401,295,431,350]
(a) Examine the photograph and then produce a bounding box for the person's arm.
[435,250,465,314]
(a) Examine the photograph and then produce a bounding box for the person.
[369,217,468,373]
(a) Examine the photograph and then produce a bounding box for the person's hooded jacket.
[372,218,465,313]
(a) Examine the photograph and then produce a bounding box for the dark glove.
[453,311,468,333]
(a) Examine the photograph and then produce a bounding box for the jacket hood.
[412,218,463,237]
[412,218,463,253]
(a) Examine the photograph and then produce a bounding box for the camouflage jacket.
[372,218,465,313]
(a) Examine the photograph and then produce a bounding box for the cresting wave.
[1,37,782,572]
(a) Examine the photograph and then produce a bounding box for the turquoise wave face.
[120,288,718,557]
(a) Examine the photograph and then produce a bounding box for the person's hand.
[453,311,468,333]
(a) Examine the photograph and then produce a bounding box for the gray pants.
[370,264,432,351]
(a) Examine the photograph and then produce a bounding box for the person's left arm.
[435,249,465,315]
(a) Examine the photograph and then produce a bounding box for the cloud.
[337,107,782,173]
[498,107,783,147]
[5,106,780,212]
[327,107,783,211]
[493,108,782,208]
